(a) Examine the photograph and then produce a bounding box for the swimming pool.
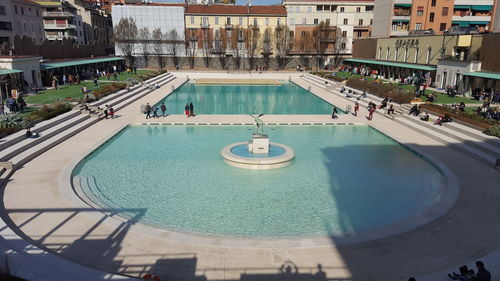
[155,82,337,114]
[73,125,444,238]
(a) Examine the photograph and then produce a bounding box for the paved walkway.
[1,72,500,281]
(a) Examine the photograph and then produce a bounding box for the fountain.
[220,114,295,169]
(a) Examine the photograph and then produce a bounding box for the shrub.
[0,127,22,138]
[484,125,500,138]
[346,78,414,104]
[93,83,126,100]
[421,104,497,130]
[27,102,72,122]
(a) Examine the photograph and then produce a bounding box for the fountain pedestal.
[248,134,269,154]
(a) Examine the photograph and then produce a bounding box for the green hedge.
[345,78,414,104]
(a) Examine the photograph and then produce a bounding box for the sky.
[153,0,282,5]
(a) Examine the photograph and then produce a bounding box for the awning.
[452,21,471,26]
[394,3,411,7]
[471,5,492,11]
[463,71,500,80]
[40,57,124,70]
[454,5,471,9]
[0,69,23,75]
[393,18,410,22]
[344,58,437,71]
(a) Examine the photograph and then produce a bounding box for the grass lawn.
[25,82,97,104]
[96,70,153,82]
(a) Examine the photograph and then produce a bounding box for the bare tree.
[212,28,228,69]
[152,28,166,69]
[138,27,151,68]
[185,30,197,69]
[261,27,272,69]
[297,31,312,69]
[247,25,260,71]
[333,28,347,68]
[167,29,181,68]
[201,29,212,68]
[313,21,335,70]
[113,17,138,67]
[274,24,292,70]
[231,26,243,70]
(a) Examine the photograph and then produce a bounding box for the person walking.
[331,106,338,119]
[109,106,115,119]
[184,103,189,117]
[94,77,98,88]
[368,105,375,121]
[145,103,152,119]
[189,102,194,117]
[354,102,359,116]
[160,103,167,117]
[152,106,159,118]
[104,105,109,119]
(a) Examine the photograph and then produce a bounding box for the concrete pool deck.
[1,72,500,281]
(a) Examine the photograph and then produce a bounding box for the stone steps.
[394,116,499,168]
[0,114,90,162]
[10,117,99,168]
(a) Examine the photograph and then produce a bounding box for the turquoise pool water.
[155,82,337,114]
[73,125,443,238]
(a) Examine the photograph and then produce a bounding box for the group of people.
[471,88,500,103]
[475,101,500,121]
[4,96,27,114]
[184,103,195,117]
[103,105,115,119]
[144,102,168,119]
[448,261,491,281]
[49,65,127,91]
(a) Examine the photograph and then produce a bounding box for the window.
[357,31,362,37]
[239,17,243,25]
[215,17,218,25]
[24,22,27,32]
[429,12,435,22]
[190,16,194,24]
[21,7,24,15]
[301,31,306,37]
[340,7,344,12]
[417,8,424,16]
[356,7,361,12]
[414,48,419,63]
[332,5,337,11]
[341,42,346,49]
[289,18,295,25]
[265,18,269,25]
[431,0,436,7]
[302,18,306,24]
[326,18,330,25]
[440,23,447,31]
[14,5,18,14]
[366,5,374,11]
[378,47,382,59]
[254,18,258,26]
[358,19,363,26]
[343,18,348,25]
[202,17,208,26]
[317,5,322,11]
[288,7,293,13]
[227,17,231,25]
[324,5,330,11]
[295,7,299,12]
[0,6,5,15]
[277,18,281,25]
[314,18,318,25]
[0,21,12,31]
[289,31,294,37]
[415,22,422,30]
[442,7,449,16]
[394,48,399,60]
[342,31,347,37]
[307,7,312,13]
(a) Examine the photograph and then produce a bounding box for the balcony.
[393,11,411,16]
[454,0,493,5]
[211,47,225,54]
[225,24,233,29]
[452,15,491,22]
[354,25,371,30]
[392,15,410,22]
[189,36,198,41]
[200,23,210,29]
[44,23,76,30]
[391,30,409,36]
[46,34,77,40]
[237,36,245,42]
[42,11,74,18]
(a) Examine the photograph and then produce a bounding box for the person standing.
[354,102,359,116]
[94,77,98,88]
[160,103,167,117]
[109,106,115,119]
[475,261,491,281]
[145,103,151,119]
[368,105,375,121]
[189,102,194,117]
[113,72,118,81]
[152,106,159,118]
[184,103,189,116]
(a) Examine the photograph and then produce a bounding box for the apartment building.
[0,0,45,46]
[185,4,286,57]
[36,1,85,44]
[373,0,496,37]
[283,0,374,55]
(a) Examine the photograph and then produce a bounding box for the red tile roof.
[186,4,286,16]
[285,0,373,2]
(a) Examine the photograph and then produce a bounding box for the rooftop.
[186,4,287,16]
